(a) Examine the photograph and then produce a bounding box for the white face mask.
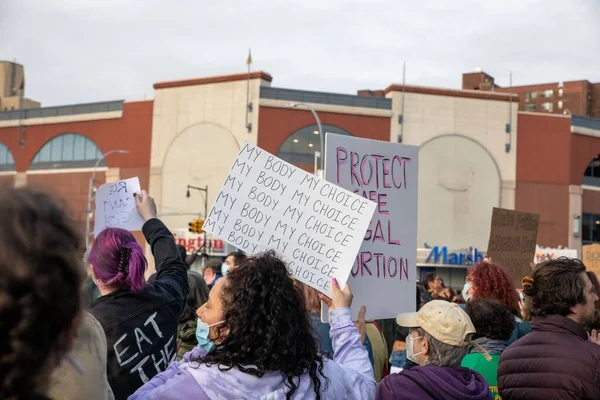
[406,334,424,364]
[462,281,473,302]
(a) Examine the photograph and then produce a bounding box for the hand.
[318,278,353,311]
[134,190,158,221]
[354,305,367,344]
[589,329,600,345]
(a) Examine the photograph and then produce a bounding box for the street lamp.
[186,185,209,256]
[287,102,324,173]
[85,149,130,250]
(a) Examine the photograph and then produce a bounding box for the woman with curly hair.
[461,299,516,399]
[463,260,530,343]
[0,188,85,400]
[130,251,376,399]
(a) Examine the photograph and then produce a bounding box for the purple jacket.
[377,365,491,400]
[128,308,375,399]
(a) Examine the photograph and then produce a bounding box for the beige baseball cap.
[396,300,475,347]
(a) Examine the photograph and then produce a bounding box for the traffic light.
[188,219,204,234]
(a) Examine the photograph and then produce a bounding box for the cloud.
[0,0,598,106]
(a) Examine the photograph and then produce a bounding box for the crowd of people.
[2,186,600,399]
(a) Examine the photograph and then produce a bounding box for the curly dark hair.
[193,251,328,399]
[466,299,515,340]
[525,257,586,317]
[0,187,83,399]
[469,261,521,318]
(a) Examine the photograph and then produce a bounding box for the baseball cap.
[396,300,475,347]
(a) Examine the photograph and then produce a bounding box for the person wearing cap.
[376,300,491,400]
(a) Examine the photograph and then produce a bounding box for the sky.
[1,0,599,106]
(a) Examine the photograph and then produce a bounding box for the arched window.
[277,124,352,165]
[0,143,15,172]
[29,133,104,170]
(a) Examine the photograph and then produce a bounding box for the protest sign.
[94,177,145,236]
[534,246,578,264]
[322,133,419,320]
[486,208,539,287]
[203,142,377,296]
[583,244,600,277]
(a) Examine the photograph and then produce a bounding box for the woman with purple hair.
[88,190,188,400]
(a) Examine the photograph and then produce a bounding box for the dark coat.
[498,314,600,400]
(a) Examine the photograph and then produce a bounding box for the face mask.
[221,263,230,276]
[195,318,224,353]
[406,334,424,365]
[462,281,473,302]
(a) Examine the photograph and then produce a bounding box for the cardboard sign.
[486,208,539,287]
[94,177,145,236]
[321,133,419,320]
[534,246,578,264]
[583,244,600,277]
[203,142,376,296]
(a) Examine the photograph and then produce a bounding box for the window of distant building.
[525,104,536,111]
[0,143,15,172]
[29,133,104,170]
[277,125,352,166]
[524,91,537,102]
[558,87,564,97]
[558,100,563,109]
[582,213,600,244]
[584,155,600,187]
[541,89,554,98]
[542,102,554,112]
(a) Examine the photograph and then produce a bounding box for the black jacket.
[90,219,188,400]
[498,314,600,400]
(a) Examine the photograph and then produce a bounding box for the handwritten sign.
[203,142,376,296]
[486,208,539,287]
[94,177,145,236]
[534,246,578,264]
[583,244,600,277]
[322,134,418,320]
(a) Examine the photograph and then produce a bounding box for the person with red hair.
[463,260,530,343]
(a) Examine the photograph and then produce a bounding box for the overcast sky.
[1,0,599,106]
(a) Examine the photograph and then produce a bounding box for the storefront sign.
[425,246,485,265]
[172,230,234,257]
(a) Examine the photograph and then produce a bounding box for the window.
[525,104,536,111]
[582,213,600,244]
[558,88,564,97]
[277,125,352,165]
[0,143,15,172]
[541,89,554,98]
[558,101,563,109]
[542,102,553,112]
[29,133,104,170]
[524,91,537,102]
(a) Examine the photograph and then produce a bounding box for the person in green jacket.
[462,298,516,399]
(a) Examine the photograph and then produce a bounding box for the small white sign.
[203,142,376,296]
[94,177,145,236]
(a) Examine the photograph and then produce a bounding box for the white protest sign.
[323,133,419,320]
[94,177,145,236]
[534,246,578,264]
[203,142,376,296]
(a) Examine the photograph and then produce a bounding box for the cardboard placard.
[322,133,419,320]
[94,177,145,236]
[583,244,600,277]
[203,142,377,296]
[486,208,539,287]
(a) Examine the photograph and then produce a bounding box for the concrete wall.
[387,88,518,250]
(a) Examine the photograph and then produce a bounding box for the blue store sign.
[425,246,485,265]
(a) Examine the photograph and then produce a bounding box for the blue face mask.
[195,318,224,353]
[221,263,230,276]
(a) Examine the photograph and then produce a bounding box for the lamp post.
[287,102,324,173]
[186,185,209,256]
[85,149,130,250]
